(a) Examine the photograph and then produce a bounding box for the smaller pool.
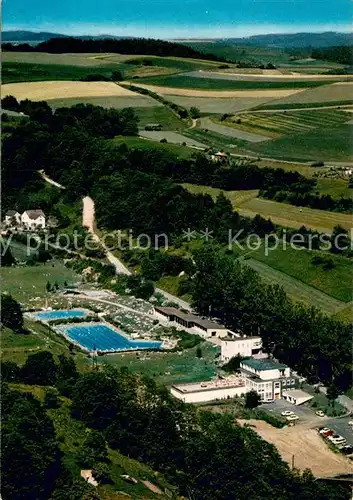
[34,309,88,321]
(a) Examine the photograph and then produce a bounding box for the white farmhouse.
[21,210,46,230]
[5,210,21,226]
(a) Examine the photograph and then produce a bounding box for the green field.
[2,61,126,83]
[182,183,352,233]
[183,128,250,150]
[102,342,220,386]
[46,95,159,109]
[249,124,353,162]
[133,106,187,130]
[249,245,353,303]
[113,136,194,158]
[0,261,78,303]
[226,109,351,137]
[135,74,329,90]
[315,178,353,199]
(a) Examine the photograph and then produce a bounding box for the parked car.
[281,410,294,416]
[341,445,353,455]
[286,414,299,421]
[328,435,347,446]
[348,420,353,426]
[315,410,325,417]
[319,428,333,437]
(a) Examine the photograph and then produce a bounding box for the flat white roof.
[283,389,313,400]
[172,377,245,394]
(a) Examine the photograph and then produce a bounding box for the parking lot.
[260,399,324,424]
[325,416,353,446]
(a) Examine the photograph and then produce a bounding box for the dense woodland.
[2,37,227,62]
[311,45,353,66]
[1,345,350,500]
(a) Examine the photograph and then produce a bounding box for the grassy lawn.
[249,245,353,303]
[301,383,345,416]
[2,320,90,366]
[2,62,126,83]
[101,343,220,386]
[257,160,320,178]
[333,303,353,324]
[249,124,353,162]
[113,136,194,158]
[136,74,329,90]
[0,261,78,304]
[134,106,187,130]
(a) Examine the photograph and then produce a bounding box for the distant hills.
[3,30,353,48]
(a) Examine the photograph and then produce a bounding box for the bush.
[44,389,60,409]
[160,138,168,143]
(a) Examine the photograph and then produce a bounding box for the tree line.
[2,36,227,62]
[1,351,350,500]
[311,46,353,66]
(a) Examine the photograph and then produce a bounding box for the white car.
[348,420,353,426]
[281,410,294,417]
[315,410,325,417]
[328,435,347,446]
[286,414,299,421]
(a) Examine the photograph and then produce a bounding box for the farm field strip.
[200,117,271,142]
[164,95,277,113]
[124,82,309,98]
[2,80,140,101]
[138,130,207,148]
[228,109,351,136]
[240,257,345,314]
[47,95,161,109]
[184,70,353,82]
[262,82,353,107]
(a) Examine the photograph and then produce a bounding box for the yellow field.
[182,184,352,233]
[124,82,306,98]
[2,81,139,101]
[267,82,353,106]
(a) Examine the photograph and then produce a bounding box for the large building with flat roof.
[170,376,246,403]
[154,306,232,338]
[240,358,298,402]
[221,335,262,361]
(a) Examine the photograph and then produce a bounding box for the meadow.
[0,261,78,303]
[249,124,353,162]
[248,245,353,303]
[165,95,275,113]
[182,183,352,233]
[47,95,160,109]
[133,105,187,130]
[113,136,194,158]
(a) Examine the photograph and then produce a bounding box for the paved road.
[200,117,270,142]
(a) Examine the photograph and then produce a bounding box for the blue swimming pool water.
[62,323,162,352]
[35,309,87,321]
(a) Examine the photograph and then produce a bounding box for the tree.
[1,294,24,332]
[111,70,123,81]
[1,242,15,266]
[196,346,202,358]
[46,281,52,293]
[190,107,201,119]
[21,351,58,385]
[327,383,340,407]
[245,390,261,409]
[1,361,21,382]
[44,388,60,409]
[92,463,112,484]
[2,94,20,111]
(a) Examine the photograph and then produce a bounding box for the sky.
[3,0,352,38]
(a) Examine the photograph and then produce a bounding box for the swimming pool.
[34,309,88,321]
[61,323,162,352]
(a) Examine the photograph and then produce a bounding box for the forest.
[1,340,350,500]
[311,45,353,66]
[2,37,227,62]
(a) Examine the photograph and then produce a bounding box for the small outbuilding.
[145,123,163,131]
[282,389,313,406]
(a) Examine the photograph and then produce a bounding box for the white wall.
[170,385,247,403]
[21,213,46,229]
[240,362,290,381]
[221,337,262,361]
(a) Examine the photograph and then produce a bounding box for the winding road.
[82,196,192,311]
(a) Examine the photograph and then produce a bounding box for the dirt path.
[38,170,65,189]
[238,419,352,477]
